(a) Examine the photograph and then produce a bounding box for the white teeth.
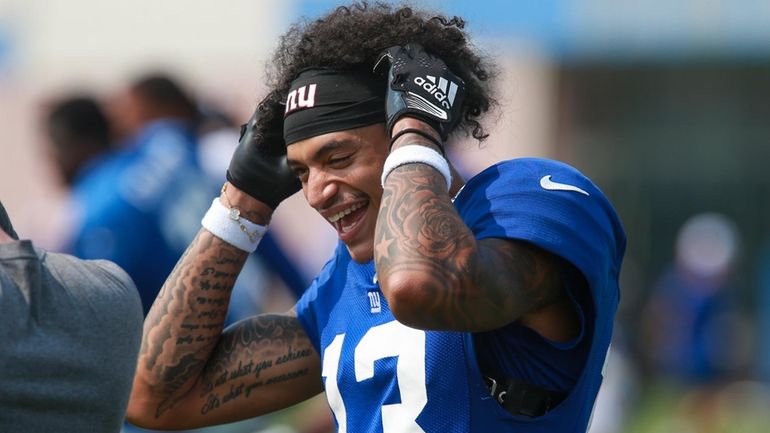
[328,202,364,223]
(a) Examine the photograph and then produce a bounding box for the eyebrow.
[288,139,353,167]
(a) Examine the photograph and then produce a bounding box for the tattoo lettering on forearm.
[196,296,228,306]
[376,163,563,330]
[193,316,314,415]
[192,315,314,414]
[276,346,313,364]
[137,230,247,418]
[242,368,310,398]
[175,334,218,346]
[197,309,225,320]
[200,267,239,279]
[136,228,320,421]
[200,367,311,415]
[264,368,310,385]
[200,344,312,394]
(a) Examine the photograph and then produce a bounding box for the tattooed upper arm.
[474,237,567,325]
[195,313,323,423]
[375,161,569,333]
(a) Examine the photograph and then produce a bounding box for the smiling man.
[127,3,626,432]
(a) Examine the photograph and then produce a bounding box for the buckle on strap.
[484,375,566,418]
[484,376,498,397]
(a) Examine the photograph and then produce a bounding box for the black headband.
[0,200,19,240]
[283,69,386,145]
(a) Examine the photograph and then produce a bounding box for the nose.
[305,168,338,210]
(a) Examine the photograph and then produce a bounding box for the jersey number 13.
[322,321,427,433]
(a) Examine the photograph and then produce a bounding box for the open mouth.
[327,201,369,238]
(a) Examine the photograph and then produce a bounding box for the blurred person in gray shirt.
[0,200,143,432]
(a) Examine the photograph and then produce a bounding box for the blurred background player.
[63,73,212,314]
[45,95,114,188]
[44,77,309,322]
[639,212,750,433]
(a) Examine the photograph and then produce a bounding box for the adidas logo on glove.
[377,43,465,139]
[413,75,459,109]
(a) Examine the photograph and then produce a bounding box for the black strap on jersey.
[484,374,566,418]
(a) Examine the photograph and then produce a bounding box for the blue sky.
[291,0,770,60]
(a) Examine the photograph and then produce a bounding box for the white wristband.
[201,198,268,253]
[381,144,452,191]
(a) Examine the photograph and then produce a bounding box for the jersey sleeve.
[295,281,322,355]
[453,158,626,308]
[456,158,626,392]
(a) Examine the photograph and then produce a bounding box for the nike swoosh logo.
[540,175,589,196]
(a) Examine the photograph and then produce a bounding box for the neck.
[448,162,465,199]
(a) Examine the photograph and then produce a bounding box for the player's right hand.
[226,101,301,210]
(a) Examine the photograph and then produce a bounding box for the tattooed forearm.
[376,163,564,332]
[136,229,247,417]
[131,229,321,427]
[128,196,321,428]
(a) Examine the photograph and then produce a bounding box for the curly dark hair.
[258,1,498,146]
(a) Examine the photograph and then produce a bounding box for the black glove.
[226,104,301,210]
[374,43,465,140]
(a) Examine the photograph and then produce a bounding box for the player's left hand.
[374,43,465,141]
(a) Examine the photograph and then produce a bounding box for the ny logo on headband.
[285,84,317,115]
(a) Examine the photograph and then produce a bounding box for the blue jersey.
[296,158,626,433]
[69,120,214,314]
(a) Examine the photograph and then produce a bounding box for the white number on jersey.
[322,321,427,432]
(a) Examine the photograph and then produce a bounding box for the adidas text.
[413,75,458,110]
